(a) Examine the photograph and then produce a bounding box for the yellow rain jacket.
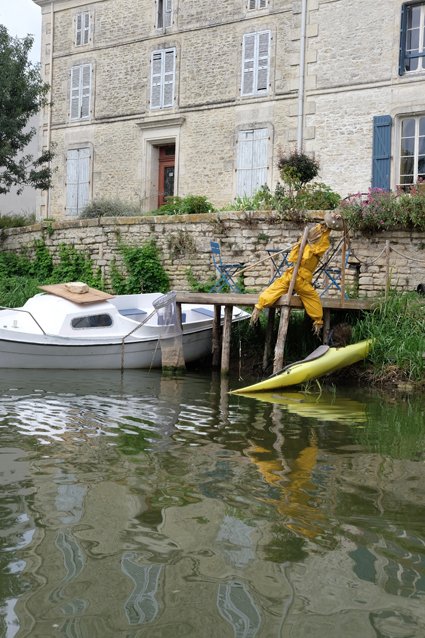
[255,224,330,329]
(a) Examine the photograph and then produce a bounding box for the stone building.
[33,0,425,219]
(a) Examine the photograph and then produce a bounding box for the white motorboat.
[0,284,250,369]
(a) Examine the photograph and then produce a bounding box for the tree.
[0,25,53,195]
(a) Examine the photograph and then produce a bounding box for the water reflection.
[0,371,424,637]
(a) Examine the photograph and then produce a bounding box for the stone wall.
[2,212,425,296]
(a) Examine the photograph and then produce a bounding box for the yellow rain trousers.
[255,225,330,330]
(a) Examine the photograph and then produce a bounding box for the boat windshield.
[71,314,113,329]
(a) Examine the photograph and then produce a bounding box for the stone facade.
[33,0,425,218]
[2,212,425,296]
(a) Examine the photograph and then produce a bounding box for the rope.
[390,246,425,264]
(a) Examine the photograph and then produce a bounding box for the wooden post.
[221,305,233,375]
[323,308,331,344]
[212,304,221,368]
[273,227,309,374]
[262,307,276,372]
[340,238,347,302]
[385,240,391,295]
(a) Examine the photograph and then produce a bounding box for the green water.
[0,370,424,637]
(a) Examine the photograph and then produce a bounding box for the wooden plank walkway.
[175,292,374,375]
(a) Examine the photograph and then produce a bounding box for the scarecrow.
[250,211,344,335]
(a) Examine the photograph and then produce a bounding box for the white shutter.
[249,0,267,9]
[242,34,255,95]
[83,12,90,45]
[70,66,81,119]
[77,148,90,212]
[66,149,79,215]
[236,129,268,196]
[151,49,175,109]
[75,13,82,46]
[252,128,268,191]
[164,0,172,27]
[80,64,91,119]
[66,148,90,216]
[256,32,270,92]
[163,49,175,107]
[151,52,163,109]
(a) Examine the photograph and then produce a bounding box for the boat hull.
[0,328,214,369]
[232,340,372,393]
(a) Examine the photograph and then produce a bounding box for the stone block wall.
[2,212,424,296]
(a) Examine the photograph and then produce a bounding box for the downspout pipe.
[45,1,54,218]
[296,0,308,152]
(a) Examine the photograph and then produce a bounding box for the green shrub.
[151,195,214,216]
[277,150,319,189]
[79,198,141,219]
[294,182,341,211]
[353,291,425,382]
[110,240,170,294]
[340,188,425,232]
[0,213,36,229]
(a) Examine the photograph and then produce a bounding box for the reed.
[353,291,425,382]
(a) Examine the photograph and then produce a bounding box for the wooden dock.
[175,292,374,375]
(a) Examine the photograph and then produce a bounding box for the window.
[66,147,91,216]
[236,128,269,196]
[72,314,112,328]
[241,31,271,96]
[70,64,92,120]
[399,115,425,185]
[150,49,176,109]
[157,0,172,28]
[399,3,425,74]
[248,0,267,9]
[75,11,91,46]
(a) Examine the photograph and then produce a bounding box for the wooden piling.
[221,305,233,375]
[212,304,221,368]
[262,307,276,372]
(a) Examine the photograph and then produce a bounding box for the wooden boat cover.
[39,283,114,305]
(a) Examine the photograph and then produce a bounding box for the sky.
[0,0,42,63]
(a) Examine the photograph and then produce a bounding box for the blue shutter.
[372,115,392,191]
[399,3,407,76]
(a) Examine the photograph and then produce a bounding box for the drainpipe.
[296,0,308,152]
[45,1,54,219]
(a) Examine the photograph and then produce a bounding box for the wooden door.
[158,145,175,207]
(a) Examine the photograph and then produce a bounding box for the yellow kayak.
[233,390,367,422]
[231,339,372,394]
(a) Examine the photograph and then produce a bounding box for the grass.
[353,291,425,383]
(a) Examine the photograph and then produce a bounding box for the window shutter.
[372,115,392,190]
[164,0,172,27]
[257,31,270,92]
[151,52,163,108]
[242,34,255,95]
[260,0,266,7]
[249,0,256,8]
[399,3,407,75]
[66,150,79,215]
[70,66,81,119]
[236,128,268,196]
[80,64,91,118]
[163,49,175,107]
[78,148,91,212]
[83,12,90,44]
[76,13,82,46]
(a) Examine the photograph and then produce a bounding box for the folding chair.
[209,241,244,292]
[313,239,350,298]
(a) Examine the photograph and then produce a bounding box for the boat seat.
[192,307,215,318]
[120,308,147,316]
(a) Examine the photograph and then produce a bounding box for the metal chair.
[313,240,351,298]
[209,241,244,292]
[266,247,291,284]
